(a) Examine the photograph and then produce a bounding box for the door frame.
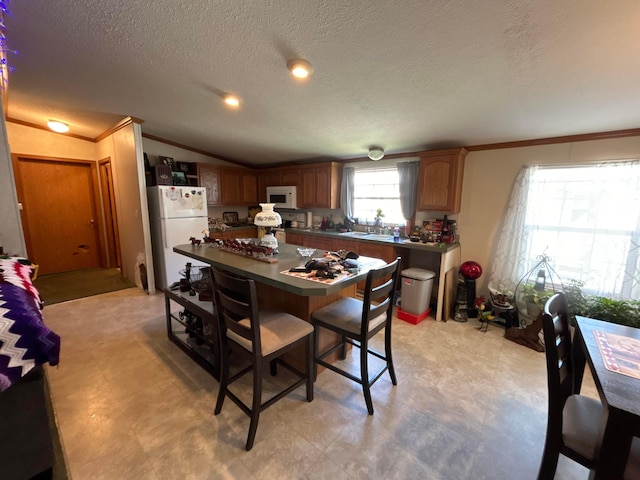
[12,153,107,270]
[98,157,122,268]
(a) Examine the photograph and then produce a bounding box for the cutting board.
[443,267,458,321]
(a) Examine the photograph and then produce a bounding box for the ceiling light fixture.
[368,146,385,161]
[47,120,69,133]
[223,94,240,108]
[287,58,313,79]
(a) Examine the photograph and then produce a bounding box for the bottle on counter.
[441,215,452,243]
[320,216,327,230]
[327,214,335,230]
[393,226,400,242]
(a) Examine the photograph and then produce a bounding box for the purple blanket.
[0,257,60,392]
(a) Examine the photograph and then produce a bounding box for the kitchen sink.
[338,231,371,236]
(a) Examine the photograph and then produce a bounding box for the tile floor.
[43,288,596,479]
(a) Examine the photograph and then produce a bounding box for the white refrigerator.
[147,185,208,290]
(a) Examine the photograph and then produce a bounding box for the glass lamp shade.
[460,261,482,280]
[253,203,282,228]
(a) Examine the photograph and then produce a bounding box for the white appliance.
[266,185,297,209]
[147,186,208,290]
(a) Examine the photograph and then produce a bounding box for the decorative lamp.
[253,203,282,252]
[459,261,483,317]
[513,251,563,326]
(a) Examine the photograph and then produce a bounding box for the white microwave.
[266,185,297,209]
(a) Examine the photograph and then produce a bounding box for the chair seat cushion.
[228,311,313,357]
[563,394,603,460]
[564,395,640,478]
[311,297,387,335]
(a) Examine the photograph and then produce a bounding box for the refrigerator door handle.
[161,220,170,248]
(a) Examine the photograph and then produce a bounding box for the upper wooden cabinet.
[299,162,342,209]
[258,166,301,202]
[220,167,258,206]
[417,148,467,213]
[197,165,257,206]
[197,164,221,205]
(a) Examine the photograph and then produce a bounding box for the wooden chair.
[211,268,314,451]
[311,257,401,415]
[538,292,640,479]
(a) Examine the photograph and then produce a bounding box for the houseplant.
[374,208,384,227]
[565,279,640,328]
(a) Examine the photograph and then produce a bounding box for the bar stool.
[211,268,314,450]
[311,257,401,415]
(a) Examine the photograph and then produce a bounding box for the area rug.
[33,268,136,305]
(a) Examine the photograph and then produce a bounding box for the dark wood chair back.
[359,257,402,337]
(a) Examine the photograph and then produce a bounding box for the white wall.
[7,121,150,289]
[98,124,150,289]
[8,122,99,159]
[141,137,248,221]
[142,137,236,167]
[459,136,640,294]
[0,112,26,255]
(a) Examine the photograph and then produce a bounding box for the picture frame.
[223,211,239,225]
[171,171,188,186]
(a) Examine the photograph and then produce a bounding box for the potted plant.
[519,283,555,319]
[374,208,384,227]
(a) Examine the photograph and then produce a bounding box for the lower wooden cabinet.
[302,235,333,252]
[209,226,257,240]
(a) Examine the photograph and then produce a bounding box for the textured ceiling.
[5,1,640,165]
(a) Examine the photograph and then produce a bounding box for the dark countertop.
[173,243,385,297]
[285,228,460,253]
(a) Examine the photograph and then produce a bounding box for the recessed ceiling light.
[287,58,313,79]
[47,120,69,133]
[223,94,240,108]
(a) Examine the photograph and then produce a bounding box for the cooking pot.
[290,220,299,228]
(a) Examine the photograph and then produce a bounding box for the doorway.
[12,154,105,275]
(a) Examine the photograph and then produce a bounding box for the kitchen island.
[285,228,461,321]
[172,242,386,371]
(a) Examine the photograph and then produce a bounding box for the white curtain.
[340,166,355,220]
[397,161,419,222]
[488,161,640,301]
[488,166,539,294]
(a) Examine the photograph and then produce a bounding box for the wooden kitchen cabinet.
[302,235,333,252]
[220,167,258,206]
[417,148,467,213]
[198,164,258,206]
[197,164,222,205]
[286,232,304,245]
[299,162,341,208]
[209,226,257,240]
[257,166,301,201]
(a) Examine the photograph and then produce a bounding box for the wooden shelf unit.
[164,288,220,379]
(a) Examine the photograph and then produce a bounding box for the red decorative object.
[460,261,482,280]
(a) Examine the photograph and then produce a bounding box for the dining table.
[573,315,640,480]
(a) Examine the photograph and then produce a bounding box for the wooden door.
[12,155,104,275]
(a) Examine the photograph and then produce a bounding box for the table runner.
[593,329,640,380]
